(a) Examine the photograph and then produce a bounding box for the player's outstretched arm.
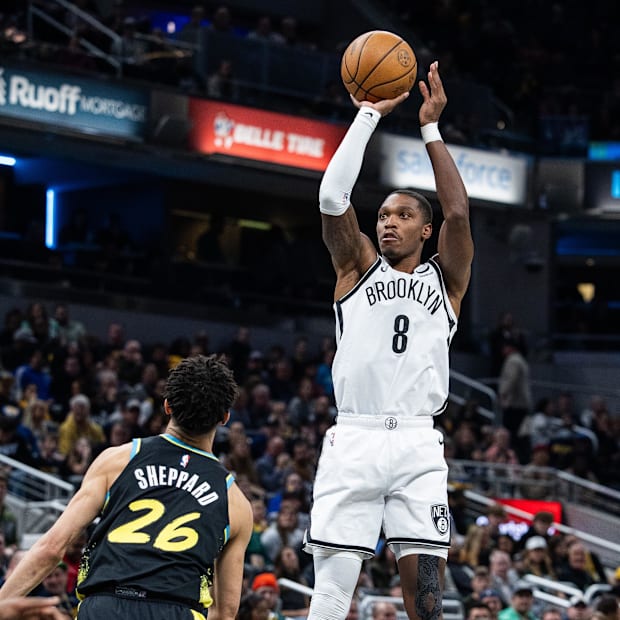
[419,61,473,314]
[209,483,252,620]
[320,92,409,299]
[0,444,130,600]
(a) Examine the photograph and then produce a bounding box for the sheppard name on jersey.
[134,465,219,506]
[365,278,443,313]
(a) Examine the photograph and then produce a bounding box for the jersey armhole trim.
[129,437,141,460]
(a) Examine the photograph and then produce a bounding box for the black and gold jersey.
[77,434,232,608]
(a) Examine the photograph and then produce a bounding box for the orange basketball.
[340,30,417,103]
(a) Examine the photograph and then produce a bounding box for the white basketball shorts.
[304,415,450,559]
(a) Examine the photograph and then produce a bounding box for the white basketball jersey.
[332,254,457,419]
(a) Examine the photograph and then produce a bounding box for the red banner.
[188,99,347,171]
[496,498,563,525]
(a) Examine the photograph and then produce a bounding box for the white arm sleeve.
[319,107,382,216]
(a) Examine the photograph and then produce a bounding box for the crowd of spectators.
[0,298,618,618]
[3,1,619,149]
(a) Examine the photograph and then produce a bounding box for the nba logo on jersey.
[430,504,450,535]
[180,454,190,468]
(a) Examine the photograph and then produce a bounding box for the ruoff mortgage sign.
[0,65,148,140]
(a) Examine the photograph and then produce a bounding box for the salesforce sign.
[0,66,148,140]
[378,133,529,206]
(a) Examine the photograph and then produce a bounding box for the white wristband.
[421,122,443,144]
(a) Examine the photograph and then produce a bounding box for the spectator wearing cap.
[480,589,505,620]
[567,595,593,620]
[498,581,537,620]
[521,536,556,579]
[252,572,284,620]
[57,394,105,457]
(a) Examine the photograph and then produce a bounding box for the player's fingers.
[349,93,362,109]
[418,80,430,101]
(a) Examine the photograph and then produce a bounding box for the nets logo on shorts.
[431,504,450,535]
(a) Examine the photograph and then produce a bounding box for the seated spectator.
[0,413,37,468]
[256,435,288,493]
[53,304,86,348]
[480,589,505,620]
[246,496,271,572]
[372,601,398,620]
[468,602,494,620]
[260,499,305,563]
[463,566,493,612]
[33,561,77,618]
[57,394,105,457]
[238,591,273,620]
[556,541,605,590]
[273,545,310,618]
[566,595,593,620]
[63,436,94,486]
[519,510,555,552]
[520,536,556,579]
[591,595,619,620]
[489,549,520,607]
[14,350,51,403]
[37,424,65,477]
[498,581,536,620]
[251,571,285,620]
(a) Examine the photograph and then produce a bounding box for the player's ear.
[220,411,230,426]
[164,399,172,417]
[422,222,432,240]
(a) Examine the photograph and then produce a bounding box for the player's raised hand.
[419,61,447,126]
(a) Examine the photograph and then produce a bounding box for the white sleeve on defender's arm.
[319,107,382,216]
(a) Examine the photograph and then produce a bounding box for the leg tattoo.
[415,555,442,620]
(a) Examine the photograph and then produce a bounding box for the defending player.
[304,61,474,620]
[0,355,252,620]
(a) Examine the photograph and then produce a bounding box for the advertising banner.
[188,99,347,171]
[0,65,149,140]
[378,133,529,206]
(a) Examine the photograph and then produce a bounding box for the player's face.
[377,194,431,260]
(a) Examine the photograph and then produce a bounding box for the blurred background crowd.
[0,299,618,618]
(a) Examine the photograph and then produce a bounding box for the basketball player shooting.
[304,61,474,620]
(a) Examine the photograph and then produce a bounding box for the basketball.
[340,30,417,103]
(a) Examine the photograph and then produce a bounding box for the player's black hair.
[164,355,238,434]
[389,188,433,224]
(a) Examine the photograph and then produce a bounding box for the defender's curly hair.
[164,355,238,434]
